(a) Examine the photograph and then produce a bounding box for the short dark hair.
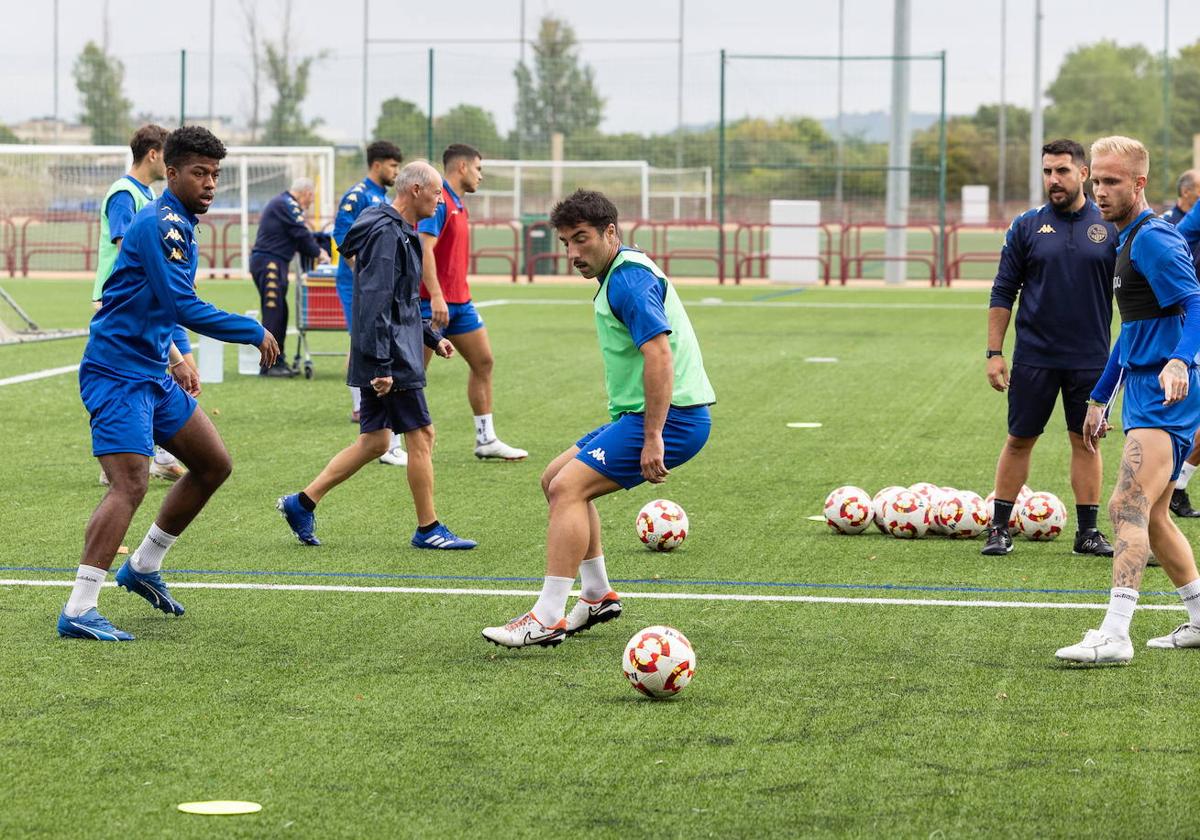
[163,125,227,167]
[442,143,481,169]
[366,140,403,166]
[1178,171,1196,198]
[1041,138,1087,167]
[550,189,619,232]
[130,124,168,164]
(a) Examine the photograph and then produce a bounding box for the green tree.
[372,98,428,160]
[0,124,20,144]
[434,105,504,159]
[514,16,604,144]
[72,41,133,145]
[260,0,327,145]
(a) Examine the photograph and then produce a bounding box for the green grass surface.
[1,279,1195,837]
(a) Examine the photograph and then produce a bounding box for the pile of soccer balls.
[823,483,1068,541]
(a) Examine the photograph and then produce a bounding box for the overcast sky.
[4,0,1196,142]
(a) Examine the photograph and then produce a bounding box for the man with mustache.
[983,139,1117,558]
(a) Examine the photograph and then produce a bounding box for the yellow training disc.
[177,801,262,816]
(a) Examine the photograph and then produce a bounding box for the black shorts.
[358,386,432,435]
[1007,364,1103,438]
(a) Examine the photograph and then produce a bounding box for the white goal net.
[0,145,335,280]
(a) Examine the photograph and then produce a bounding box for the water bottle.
[198,334,225,383]
[238,309,261,375]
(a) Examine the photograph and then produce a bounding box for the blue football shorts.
[419,300,485,336]
[1121,369,1200,481]
[573,405,712,489]
[79,360,197,457]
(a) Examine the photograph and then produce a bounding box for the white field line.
[476,298,980,311]
[0,364,79,387]
[0,578,1187,612]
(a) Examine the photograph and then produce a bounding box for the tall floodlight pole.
[1163,0,1171,197]
[207,0,215,126]
[835,0,845,220]
[53,0,60,142]
[676,0,685,169]
[998,0,1007,218]
[884,0,912,285]
[1029,0,1044,206]
[362,0,369,144]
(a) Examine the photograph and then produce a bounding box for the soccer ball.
[824,485,873,534]
[909,482,940,502]
[1017,492,1068,541]
[622,625,697,699]
[881,489,930,539]
[636,499,688,551]
[871,486,905,533]
[935,491,990,538]
[985,485,1033,528]
[926,487,957,535]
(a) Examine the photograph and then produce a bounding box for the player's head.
[1040,139,1088,210]
[551,189,620,280]
[443,143,482,194]
[1090,136,1149,224]
[163,126,226,215]
[290,177,315,211]
[1177,169,1200,212]
[130,124,169,181]
[394,161,442,222]
[366,140,403,189]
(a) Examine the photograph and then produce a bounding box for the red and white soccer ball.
[622,625,697,699]
[934,491,991,538]
[881,488,930,539]
[636,499,688,552]
[824,485,873,534]
[909,482,940,503]
[1017,491,1068,541]
[926,487,957,535]
[985,485,1033,528]
[872,486,905,533]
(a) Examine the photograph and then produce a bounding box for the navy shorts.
[419,300,485,336]
[79,360,197,457]
[1122,369,1200,481]
[359,386,432,435]
[574,405,712,489]
[1007,364,1103,437]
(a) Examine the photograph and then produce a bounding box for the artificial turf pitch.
[1,278,1196,837]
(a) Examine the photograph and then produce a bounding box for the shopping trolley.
[292,262,346,379]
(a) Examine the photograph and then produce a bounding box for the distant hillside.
[820,111,943,142]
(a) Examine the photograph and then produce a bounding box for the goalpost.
[0,145,335,282]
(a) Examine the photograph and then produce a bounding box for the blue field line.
[0,565,1175,598]
[751,287,807,302]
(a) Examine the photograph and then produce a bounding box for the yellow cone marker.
[177,801,262,816]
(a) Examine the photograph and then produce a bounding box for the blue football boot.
[115,560,185,616]
[57,607,135,641]
[277,494,320,546]
[411,523,477,550]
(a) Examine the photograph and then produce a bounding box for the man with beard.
[982,139,1117,558]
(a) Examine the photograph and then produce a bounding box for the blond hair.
[1090,136,1149,179]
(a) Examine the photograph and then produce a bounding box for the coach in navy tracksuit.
[983,139,1117,558]
[250,178,328,376]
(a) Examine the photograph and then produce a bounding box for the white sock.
[130,523,178,574]
[390,432,403,451]
[64,565,107,617]
[1178,462,1198,490]
[579,555,611,601]
[1099,587,1139,639]
[474,413,495,445]
[1178,579,1200,625]
[350,386,361,413]
[531,575,573,625]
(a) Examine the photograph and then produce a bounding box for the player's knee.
[362,434,392,459]
[200,452,233,488]
[407,425,435,457]
[546,473,584,510]
[1004,435,1037,453]
[109,473,149,506]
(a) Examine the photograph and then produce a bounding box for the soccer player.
[419,144,527,461]
[93,123,190,484]
[983,139,1116,558]
[333,141,403,463]
[250,176,329,377]
[1056,136,1200,665]
[60,126,279,642]
[1161,169,1200,517]
[277,162,477,551]
[482,190,715,648]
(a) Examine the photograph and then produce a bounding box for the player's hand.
[370,376,393,396]
[429,294,449,332]
[1160,358,1189,405]
[640,433,669,484]
[434,338,454,359]
[171,360,201,397]
[1082,403,1107,454]
[317,251,331,265]
[258,331,280,368]
[986,355,1009,392]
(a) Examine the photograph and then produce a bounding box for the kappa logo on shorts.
[587,447,607,465]
[1088,223,1108,243]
